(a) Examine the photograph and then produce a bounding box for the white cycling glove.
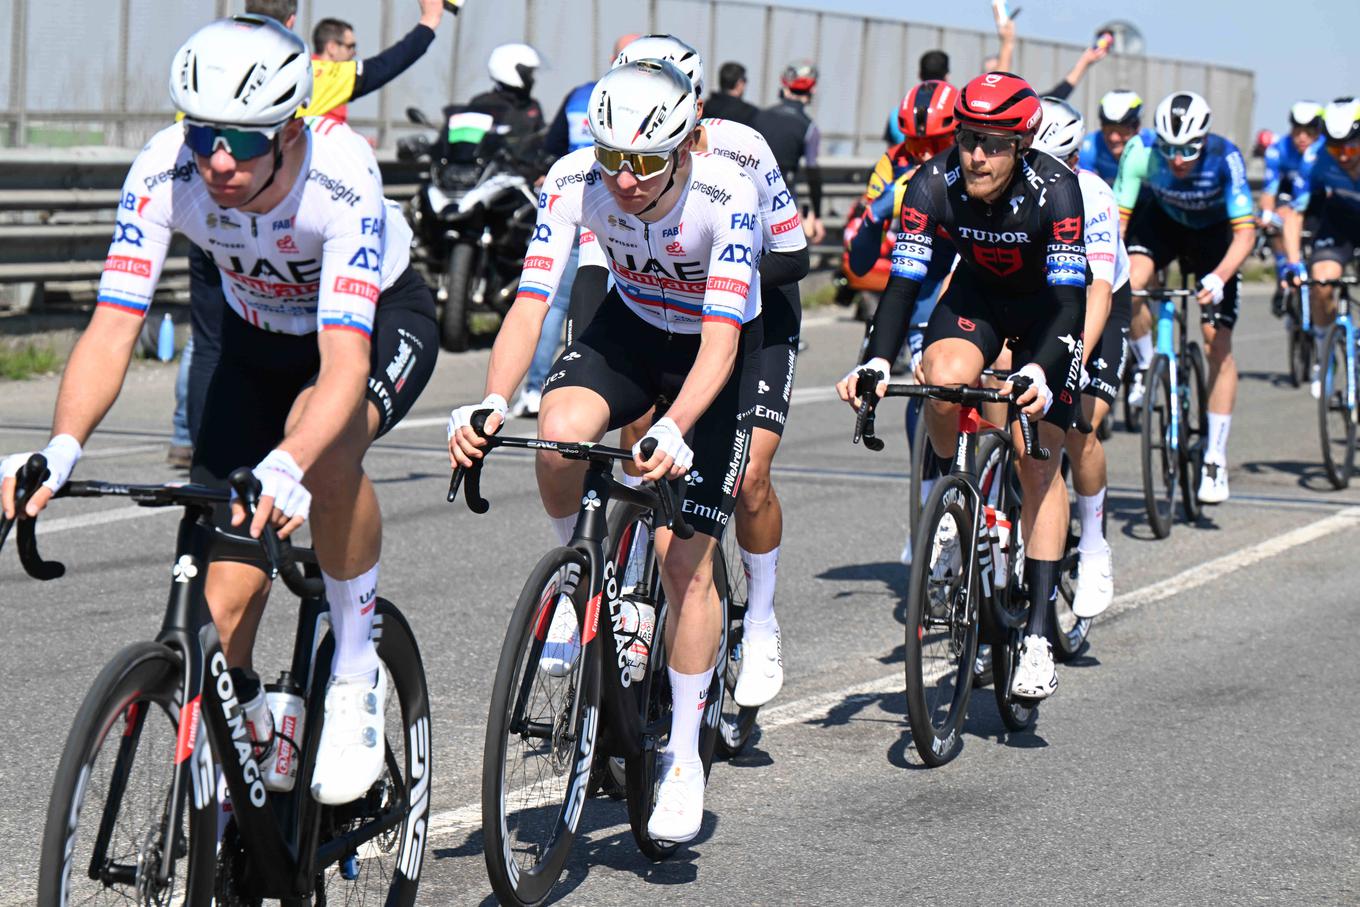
[1008,363,1054,416]
[253,449,310,522]
[1199,273,1226,306]
[842,357,892,396]
[447,393,508,441]
[1,433,82,497]
[633,417,693,474]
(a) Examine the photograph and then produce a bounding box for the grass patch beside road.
[0,342,61,380]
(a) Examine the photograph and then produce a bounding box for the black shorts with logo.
[190,267,438,497]
[1310,213,1360,268]
[923,265,1082,430]
[749,281,802,436]
[545,288,761,539]
[1125,203,1242,329]
[1084,281,1132,405]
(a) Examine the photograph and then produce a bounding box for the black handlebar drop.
[0,454,67,580]
[637,437,695,539]
[227,468,324,599]
[448,409,493,513]
[852,370,886,452]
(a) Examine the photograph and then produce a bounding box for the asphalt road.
[2,286,1357,905]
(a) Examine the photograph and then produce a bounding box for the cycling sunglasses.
[905,133,954,160]
[1156,138,1204,161]
[183,122,281,161]
[1327,140,1360,163]
[955,128,1019,157]
[593,145,673,180]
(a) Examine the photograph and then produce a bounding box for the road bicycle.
[1312,274,1360,488]
[450,416,726,906]
[1,456,430,905]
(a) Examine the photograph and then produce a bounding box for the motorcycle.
[398,107,543,351]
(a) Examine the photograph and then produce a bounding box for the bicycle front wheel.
[482,547,598,907]
[1141,354,1175,539]
[903,475,978,766]
[1319,323,1357,489]
[1179,342,1209,523]
[39,641,216,906]
[715,530,758,758]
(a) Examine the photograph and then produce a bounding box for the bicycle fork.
[1156,300,1182,453]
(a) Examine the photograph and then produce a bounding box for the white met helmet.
[170,16,312,127]
[488,43,541,91]
[1289,100,1324,129]
[613,34,704,99]
[1154,91,1212,145]
[1033,96,1084,161]
[588,59,698,154]
[1322,97,1360,143]
[1098,89,1143,127]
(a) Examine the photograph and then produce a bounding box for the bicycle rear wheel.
[903,475,978,766]
[715,530,758,758]
[1319,323,1357,489]
[483,547,598,907]
[1141,354,1175,539]
[1179,342,1209,522]
[39,641,216,905]
[908,398,929,535]
[1289,323,1310,388]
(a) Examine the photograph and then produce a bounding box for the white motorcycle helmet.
[170,15,312,126]
[588,59,698,156]
[1154,90,1212,146]
[613,34,704,99]
[1033,96,1084,162]
[1322,97,1360,143]
[488,43,541,91]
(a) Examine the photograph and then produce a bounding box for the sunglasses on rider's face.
[1327,140,1360,163]
[956,128,1019,157]
[1156,138,1204,162]
[183,122,280,161]
[905,133,954,160]
[593,145,673,180]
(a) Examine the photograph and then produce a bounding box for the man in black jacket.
[704,62,760,127]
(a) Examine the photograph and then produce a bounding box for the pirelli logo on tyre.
[105,255,152,277]
[333,276,379,302]
[524,255,554,271]
[706,276,749,296]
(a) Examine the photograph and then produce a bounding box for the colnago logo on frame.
[209,651,268,807]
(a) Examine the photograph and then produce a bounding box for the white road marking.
[420,504,1360,840]
[34,504,176,536]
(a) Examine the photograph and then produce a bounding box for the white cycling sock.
[1207,413,1231,465]
[549,514,576,546]
[666,666,713,768]
[323,562,380,681]
[1077,489,1107,553]
[1132,333,1153,369]
[739,546,779,627]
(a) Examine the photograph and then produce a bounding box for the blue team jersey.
[1264,133,1324,200]
[1078,127,1156,183]
[1115,133,1255,231]
[1296,149,1360,229]
[562,82,595,152]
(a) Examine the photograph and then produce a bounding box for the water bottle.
[617,595,656,683]
[264,672,306,792]
[156,313,175,362]
[994,516,1012,589]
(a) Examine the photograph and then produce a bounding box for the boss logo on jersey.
[333,276,380,302]
[692,181,733,206]
[713,147,759,171]
[1047,252,1086,266]
[719,243,753,265]
[770,189,793,212]
[307,168,362,207]
[896,242,931,260]
[532,223,553,243]
[555,169,601,190]
[348,247,381,272]
[1051,217,1081,243]
[730,212,757,231]
[974,245,1023,277]
[104,255,152,277]
[121,192,152,216]
[957,226,1029,243]
[143,161,194,191]
[901,207,929,234]
[765,167,782,187]
[113,221,144,247]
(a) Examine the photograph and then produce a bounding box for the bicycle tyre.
[313,599,431,906]
[1121,358,1141,433]
[1051,487,1100,662]
[1180,342,1210,522]
[1141,354,1175,539]
[903,474,978,766]
[483,547,598,907]
[39,641,216,906]
[908,397,929,536]
[1289,325,1310,388]
[715,530,758,758]
[1318,323,1356,488]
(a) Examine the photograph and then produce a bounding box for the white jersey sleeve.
[516,149,591,305]
[701,170,760,328]
[1078,169,1129,291]
[701,118,806,254]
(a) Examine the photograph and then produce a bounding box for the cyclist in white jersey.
[1,17,438,806]
[449,59,762,844]
[1034,97,1129,617]
[603,35,810,709]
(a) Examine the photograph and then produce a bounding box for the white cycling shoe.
[1072,543,1114,619]
[311,667,388,805]
[733,620,783,707]
[1126,370,1146,412]
[1310,362,1322,400]
[646,753,705,843]
[1198,461,1230,504]
[1010,635,1058,700]
[510,387,541,418]
[539,594,580,678]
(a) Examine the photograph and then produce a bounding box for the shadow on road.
[1238,457,1336,492]
[1237,369,1298,390]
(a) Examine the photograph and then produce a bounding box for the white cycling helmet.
[1154,90,1212,146]
[170,16,312,127]
[613,34,704,99]
[1033,96,1084,161]
[1098,89,1143,127]
[488,43,541,91]
[588,59,698,154]
[1322,97,1360,143]
[1289,100,1324,129]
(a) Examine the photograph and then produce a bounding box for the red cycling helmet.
[1254,128,1276,157]
[781,61,818,93]
[954,71,1042,135]
[899,80,958,159]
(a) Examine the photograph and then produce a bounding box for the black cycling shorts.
[748,281,802,436]
[1084,281,1132,405]
[190,267,438,498]
[1310,215,1360,268]
[545,288,761,539]
[1125,203,1242,329]
[923,266,1082,430]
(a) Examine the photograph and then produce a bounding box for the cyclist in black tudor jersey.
[837,72,1087,700]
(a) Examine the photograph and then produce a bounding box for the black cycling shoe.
[1271,285,1287,318]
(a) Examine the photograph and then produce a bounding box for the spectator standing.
[705,62,760,127]
[756,61,826,246]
